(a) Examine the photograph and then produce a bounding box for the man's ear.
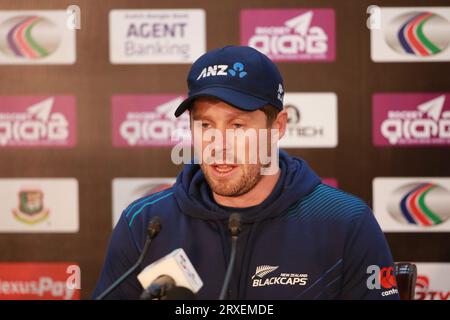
[272,110,288,140]
[189,110,192,130]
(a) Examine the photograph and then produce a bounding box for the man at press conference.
[93,45,399,300]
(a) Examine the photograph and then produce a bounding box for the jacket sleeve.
[91,213,143,300]
[340,206,400,300]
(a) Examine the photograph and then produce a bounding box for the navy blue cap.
[174,45,284,117]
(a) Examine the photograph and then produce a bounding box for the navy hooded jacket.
[93,150,399,300]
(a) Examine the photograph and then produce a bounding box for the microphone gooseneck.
[95,216,162,300]
[219,213,242,300]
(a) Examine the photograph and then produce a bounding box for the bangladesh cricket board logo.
[387,182,450,227]
[385,11,450,57]
[0,15,61,60]
[12,189,50,224]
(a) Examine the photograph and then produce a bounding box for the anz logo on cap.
[196,62,248,80]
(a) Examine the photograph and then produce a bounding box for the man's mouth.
[210,164,238,176]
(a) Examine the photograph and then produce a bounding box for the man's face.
[190,98,273,197]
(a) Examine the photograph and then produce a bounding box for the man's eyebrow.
[191,112,208,119]
[194,114,250,122]
[191,113,215,122]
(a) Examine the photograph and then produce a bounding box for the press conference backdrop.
[0,0,449,300]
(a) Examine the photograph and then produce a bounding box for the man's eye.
[201,123,211,129]
[232,123,244,129]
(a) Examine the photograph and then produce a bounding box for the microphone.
[137,248,203,299]
[165,286,197,300]
[139,275,197,300]
[140,275,175,300]
[95,216,162,300]
[395,262,417,300]
[219,213,242,300]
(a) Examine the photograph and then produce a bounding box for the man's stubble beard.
[201,163,263,197]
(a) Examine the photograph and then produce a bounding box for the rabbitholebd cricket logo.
[251,265,308,287]
[366,265,399,297]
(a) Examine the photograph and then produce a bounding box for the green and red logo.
[12,188,50,224]
[0,16,61,59]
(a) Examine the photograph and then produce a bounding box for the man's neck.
[213,170,281,208]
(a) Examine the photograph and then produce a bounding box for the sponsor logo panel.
[0,178,79,233]
[371,7,450,62]
[0,263,80,300]
[281,93,338,148]
[109,9,205,64]
[241,8,335,61]
[373,93,450,147]
[0,96,77,147]
[414,263,450,300]
[373,177,450,232]
[0,10,76,64]
[112,94,189,147]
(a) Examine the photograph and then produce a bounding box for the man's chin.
[211,189,239,197]
[203,172,241,197]
[201,165,260,198]
[207,178,239,195]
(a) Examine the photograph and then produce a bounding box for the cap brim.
[174,87,269,117]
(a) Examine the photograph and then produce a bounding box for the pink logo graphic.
[322,178,338,188]
[0,96,76,147]
[373,93,450,147]
[112,95,190,147]
[240,9,335,62]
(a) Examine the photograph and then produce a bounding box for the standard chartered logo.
[251,265,308,287]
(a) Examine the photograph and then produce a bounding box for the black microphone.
[219,213,242,300]
[140,275,175,300]
[395,262,417,300]
[140,275,196,300]
[165,286,196,300]
[95,216,162,300]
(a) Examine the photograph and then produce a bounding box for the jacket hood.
[173,150,321,223]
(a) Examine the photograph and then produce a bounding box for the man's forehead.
[190,98,254,118]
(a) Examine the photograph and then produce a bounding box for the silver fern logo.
[251,265,308,287]
[252,265,279,279]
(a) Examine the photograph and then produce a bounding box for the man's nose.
[207,127,233,161]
